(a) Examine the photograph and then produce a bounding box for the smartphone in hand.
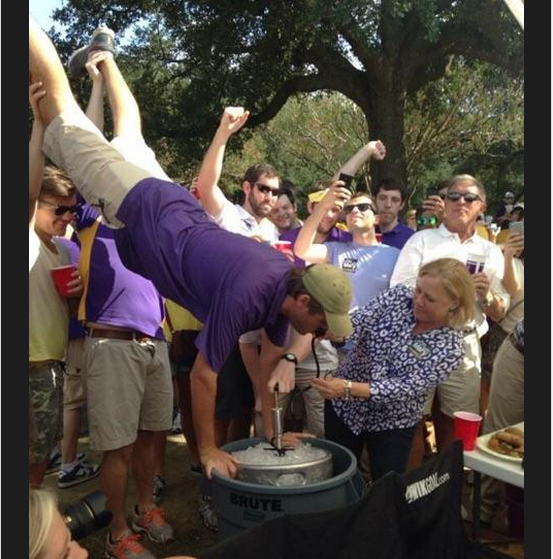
[339,173,354,193]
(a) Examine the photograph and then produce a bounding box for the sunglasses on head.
[39,199,80,216]
[344,202,374,215]
[446,191,482,204]
[417,215,437,226]
[254,182,279,195]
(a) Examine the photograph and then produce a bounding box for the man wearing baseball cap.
[30,17,353,478]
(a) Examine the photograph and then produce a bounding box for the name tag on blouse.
[408,340,431,359]
[342,258,358,273]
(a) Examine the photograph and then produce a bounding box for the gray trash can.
[212,437,365,540]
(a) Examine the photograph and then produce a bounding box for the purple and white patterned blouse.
[332,284,464,434]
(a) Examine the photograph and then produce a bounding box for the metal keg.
[233,444,333,487]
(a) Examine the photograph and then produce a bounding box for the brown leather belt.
[88,328,155,342]
[29,359,61,370]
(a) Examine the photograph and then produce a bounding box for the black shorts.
[215,344,255,420]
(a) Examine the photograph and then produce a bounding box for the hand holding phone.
[338,173,354,194]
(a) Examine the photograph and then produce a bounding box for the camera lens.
[63,490,112,540]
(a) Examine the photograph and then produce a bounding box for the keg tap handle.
[272,383,285,454]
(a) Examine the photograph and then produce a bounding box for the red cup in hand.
[272,241,292,253]
[51,265,77,297]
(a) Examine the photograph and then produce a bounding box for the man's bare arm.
[331,140,386,181]
[85,51,108,132]
[190,352,238,479]
[29,82,46,222]
[196,107,249,218]
[294,183,350,262]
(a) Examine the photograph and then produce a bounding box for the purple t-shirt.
[115,179,294,372]
[376,222,414,250]
[280,226,352,268]
[75,202,166,339]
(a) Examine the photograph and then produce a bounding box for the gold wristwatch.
[343,380,353,400]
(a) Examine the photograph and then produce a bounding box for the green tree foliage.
[52,0,523,189]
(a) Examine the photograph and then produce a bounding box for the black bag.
[202,473,409,559]
[400,440,468,559]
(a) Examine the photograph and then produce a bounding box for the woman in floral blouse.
[312,258,475,481]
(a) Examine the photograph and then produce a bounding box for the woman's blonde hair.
[29,488,57,559]
[418,258,476,328]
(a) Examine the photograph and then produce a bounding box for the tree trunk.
[362,86,409,190]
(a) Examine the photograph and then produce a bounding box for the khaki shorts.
[64,337,86,410]
[44,110,152,228]
[83,336,173,451]
[29,362,64,464]
[423,332,481,417]
[110,135,170,181]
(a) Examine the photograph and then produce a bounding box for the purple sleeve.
[75,195,101,230]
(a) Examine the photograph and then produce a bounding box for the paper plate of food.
[476,426,524,463]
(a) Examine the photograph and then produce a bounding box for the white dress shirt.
[390,224,510,337]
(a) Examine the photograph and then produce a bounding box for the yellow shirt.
[29,232,69,361]
[163,300,203,341]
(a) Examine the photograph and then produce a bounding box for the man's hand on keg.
[201,447,238,479]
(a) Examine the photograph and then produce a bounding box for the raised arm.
[294,183,350,263]
[501,233,524,298]
[84,51,107,132]
[29,82,46,223]
[331,140,386,180]
[196,107,250,218]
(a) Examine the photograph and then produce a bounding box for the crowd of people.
[29,19,524,559]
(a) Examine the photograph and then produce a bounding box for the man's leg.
[132,431,157,513]
[29,363,64,488]
[95,53,171,181]
[101,444,134,539]
[480,337,524,523]
[30,18,152,225]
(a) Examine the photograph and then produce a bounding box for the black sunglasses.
[39,199,80,216]
[417,215,437,226]
[254,182,279,195]
[344,202,375,214]
[446,192,482,204]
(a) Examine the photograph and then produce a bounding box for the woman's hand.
[311,377,346,399]
[281,431,317,447]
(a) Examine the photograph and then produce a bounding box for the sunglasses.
[254,182,280,195]
[446,192,482,204]
[39,199,80,216]
[344,202,375,215]
[417,215,437,226]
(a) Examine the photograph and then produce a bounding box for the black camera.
[62,490,112,540]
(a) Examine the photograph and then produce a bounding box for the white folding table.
[463,422,524,558]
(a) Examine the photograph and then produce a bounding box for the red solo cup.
[375,233,383,243]
[272,241,292,253]
[50,265,76,297]
[453,411,482,451]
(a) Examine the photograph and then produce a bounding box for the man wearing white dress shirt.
[390,174,510,460]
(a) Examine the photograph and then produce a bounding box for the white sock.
[61,459,79,473]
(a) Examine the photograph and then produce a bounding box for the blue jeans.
[324,401,415,481]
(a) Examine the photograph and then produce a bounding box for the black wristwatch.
[281,353,298,365]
